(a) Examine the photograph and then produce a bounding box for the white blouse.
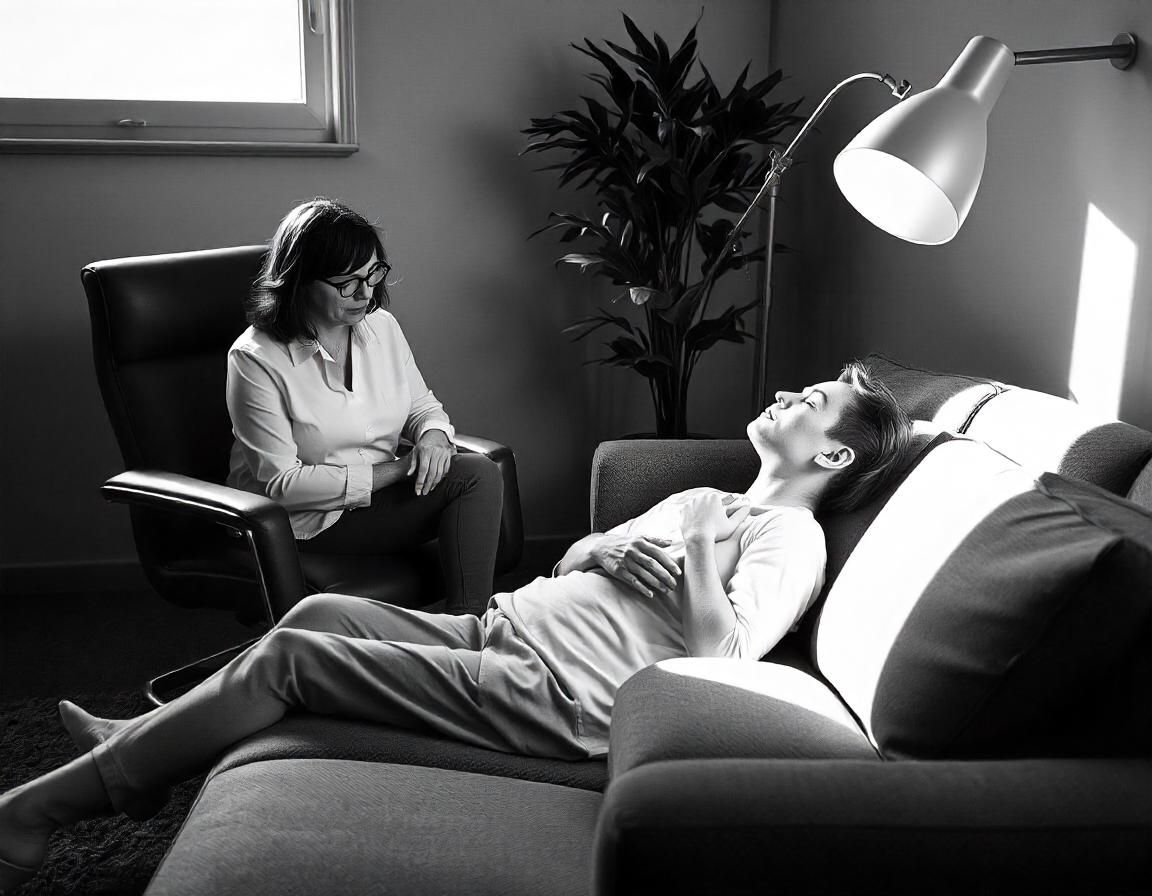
[225,310,454,539]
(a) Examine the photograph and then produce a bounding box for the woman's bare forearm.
[371,459,412,492]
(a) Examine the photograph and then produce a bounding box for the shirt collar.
[286,317,377,366]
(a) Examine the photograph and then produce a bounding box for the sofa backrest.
[864,354,1152,510]
[966,386,1152,506]
[812,437,1152,760]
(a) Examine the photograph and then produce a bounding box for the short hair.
[818,361,914,514]
[246,197,389,343]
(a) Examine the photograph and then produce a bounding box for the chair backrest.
[83,246,269,610]
[83,245,267,481]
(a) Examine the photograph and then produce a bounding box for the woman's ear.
[814,445,856,470]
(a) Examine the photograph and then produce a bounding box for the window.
[0,0,356,155]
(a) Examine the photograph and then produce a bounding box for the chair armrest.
[454,432,523,572]
[101,469,306,620]
[590,439,758,532]
[594,757,1152,895]
[453,433,509,458]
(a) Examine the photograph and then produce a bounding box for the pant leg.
[105,595,472,740]
[276,592,483,645]
[472,611,590,760]
[274,599,589,757]
[298,453,503,613]
[91,612,504,817]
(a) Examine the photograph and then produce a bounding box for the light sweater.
[225,310,454,539]
[493,487,826,755]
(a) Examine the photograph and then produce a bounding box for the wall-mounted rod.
[1014,32,1137,70]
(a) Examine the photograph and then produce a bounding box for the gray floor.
[0,537,571,698]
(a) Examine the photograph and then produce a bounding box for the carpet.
[0,691,203,896]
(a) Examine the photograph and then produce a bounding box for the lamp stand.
[730,72,913,415]
[751,179,780,415]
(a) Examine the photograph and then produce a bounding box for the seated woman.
[0,363,913,890]
[227,197,503,614]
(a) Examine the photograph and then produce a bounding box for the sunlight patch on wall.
[1068,204,1137,418]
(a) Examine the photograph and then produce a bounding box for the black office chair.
[83,245,523,704]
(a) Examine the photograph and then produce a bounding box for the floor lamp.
[741,32,1139,414]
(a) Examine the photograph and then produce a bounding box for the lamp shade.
[833,36,1015,244]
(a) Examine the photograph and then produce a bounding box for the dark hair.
[247,197,389,343]
[818,361,914,514]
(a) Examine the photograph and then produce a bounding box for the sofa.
[143,355,1152,895]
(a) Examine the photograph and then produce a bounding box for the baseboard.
[0,561,149,596]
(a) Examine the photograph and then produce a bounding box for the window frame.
[0,0,356,156]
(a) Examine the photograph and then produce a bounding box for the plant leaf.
[561,311,635,342]
[556,253,604,273]
[685,299,760,352]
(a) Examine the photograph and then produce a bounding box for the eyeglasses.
[319,261,391,298]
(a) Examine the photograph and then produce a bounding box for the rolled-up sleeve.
[718,517,826,660]
[227,349,367,511]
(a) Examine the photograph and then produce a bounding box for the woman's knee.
[448,453,503,497]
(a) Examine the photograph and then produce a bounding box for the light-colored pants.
[91,595,588,818]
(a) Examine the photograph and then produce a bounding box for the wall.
[768,0,1152,433]
[0,0,779,584]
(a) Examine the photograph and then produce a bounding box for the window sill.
[0,138,359,156]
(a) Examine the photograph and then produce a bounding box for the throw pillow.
[814,438,1152,759]
[863,353,1002,433]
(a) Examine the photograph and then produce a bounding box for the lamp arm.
[722,71,909,417]
[1014,33,1137,70]
[725,71,912,255]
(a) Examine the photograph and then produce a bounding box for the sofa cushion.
[609,658,877,779]
[814,438,1152,760]
[804,431,952,648]
[964,386,1152,499]
[146,759,600,896]
[212,715,608,792]
[863,353,1002,432]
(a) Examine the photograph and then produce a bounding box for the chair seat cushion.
[212,715,608,792]
[145,759,601,896]
[609,658,877,779]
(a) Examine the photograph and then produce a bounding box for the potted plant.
[523,13,803,438]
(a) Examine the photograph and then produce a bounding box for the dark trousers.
[297,453,503,613]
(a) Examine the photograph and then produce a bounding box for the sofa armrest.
[101,469,306,620]
[454,432,524,572]
[608,660,877,780]
[590,439,758,532]
[594,757,1152,895]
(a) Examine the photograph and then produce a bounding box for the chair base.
[145,635,265,706]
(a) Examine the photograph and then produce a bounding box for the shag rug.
[0,692,203,896]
